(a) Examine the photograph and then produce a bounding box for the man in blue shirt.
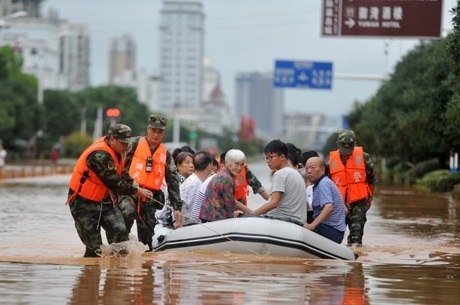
[304,156,346,244]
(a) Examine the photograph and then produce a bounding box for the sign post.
[322,0,443,38]
[273,60,333,90]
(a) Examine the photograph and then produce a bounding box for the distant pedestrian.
[50,145,60,174]
[0,143,6,179]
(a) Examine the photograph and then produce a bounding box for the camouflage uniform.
[246,168,266,196]
[119,115,183,251]
[67,124,139,257]
[344,152,376,246]
[333,130,377,247]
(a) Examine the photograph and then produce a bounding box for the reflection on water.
[1,172,460,304]
[1,256,367,305]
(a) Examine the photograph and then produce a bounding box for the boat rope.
[193,219,261,256]
[153,200,261,256]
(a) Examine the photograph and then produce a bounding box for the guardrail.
[0,161,74,180]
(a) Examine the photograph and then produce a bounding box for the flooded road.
[0,160,459,304]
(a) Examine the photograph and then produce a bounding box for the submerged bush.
[416,169,460,192]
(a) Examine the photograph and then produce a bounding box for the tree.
[43,90,80,142]
[76,85,151,136]
[0,47,40,151]
[347,39,455,166]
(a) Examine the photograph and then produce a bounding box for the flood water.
[0,161,459,305]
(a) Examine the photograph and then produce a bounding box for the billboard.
[322,0,443,38]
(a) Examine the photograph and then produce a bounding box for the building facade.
[57,22,90,91]
[235,72,284,140]
[158,0,204,114]
[108,34,136,84]
[0,17,90,97]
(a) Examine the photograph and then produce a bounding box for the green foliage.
[0,47,40,148]
[443,90,460,149]
[0,81,39,146]
[447,3,460,78]
[62,132,93,158]
[347,38,456,164]
[0,46,23,79]
[416,169,460,192]
[43,90,80,142]
[76,85,151,136]
[413,159,442,178]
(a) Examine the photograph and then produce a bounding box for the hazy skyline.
[42,0,457,120]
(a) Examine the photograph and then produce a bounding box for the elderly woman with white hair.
[199,149,252,222]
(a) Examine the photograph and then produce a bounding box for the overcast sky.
[42,0,457,120]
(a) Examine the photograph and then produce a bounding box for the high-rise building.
[0,0,44,18]
[108,34,136,84]
[58,22,90,91]
[158,0,204,114]
[235,72,284,139]
[1,17,90,95]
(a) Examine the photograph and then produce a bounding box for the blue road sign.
[273,60,333,89]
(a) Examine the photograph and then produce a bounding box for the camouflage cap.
[108,124,132,143]
[148,114,167,130]
[337,129,356,144]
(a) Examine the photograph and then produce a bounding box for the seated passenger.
[304,156,346,244]
[199,149,251,222]
[251,140,307,225]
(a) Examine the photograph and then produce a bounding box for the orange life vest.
[68,137,123,203]
[234,168,249,205]
[329,147,370,204]
[128,138,167,191]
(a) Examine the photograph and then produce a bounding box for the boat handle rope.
[149,198,261,256]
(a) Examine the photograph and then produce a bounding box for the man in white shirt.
[180,151,214,225]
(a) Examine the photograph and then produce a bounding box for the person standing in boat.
[304,156,346,244]
[329,129,376,247]
[251,139,307,225]
[66,124,153,257]
[118,114,184,252]
[199,149,252,222]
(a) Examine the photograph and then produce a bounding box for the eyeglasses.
[265,154,279,161]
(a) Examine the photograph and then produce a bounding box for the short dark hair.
[174,151,193,166]
[264,139,288,158]
[220,150,228,165]
[172,145,195,161]
[193,150,213,171]
[286,143,301,167]
[300,150,320,167]
[181,145,195,155]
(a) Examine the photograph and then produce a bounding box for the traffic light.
[106,107,121,118]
